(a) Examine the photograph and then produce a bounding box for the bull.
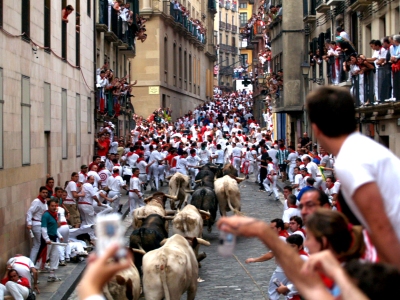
[142,234,202,300]
[166,173,193,209]
[172,204,211,264]
[190,187,218,233]
[132,192,177,232]
[194,163,221,189]
[214,175,242,216]
[129,214,169,272]
[103,250,141,300]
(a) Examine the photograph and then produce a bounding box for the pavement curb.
[48,198,132,300]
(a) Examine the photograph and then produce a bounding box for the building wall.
[0,0,94,264]
[131,1,215,120]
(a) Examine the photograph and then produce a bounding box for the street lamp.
[301,61,310,79]
[257,73,265,85]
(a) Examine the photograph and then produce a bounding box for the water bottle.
[29,230,34,239]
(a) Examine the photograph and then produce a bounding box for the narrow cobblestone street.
[66,174,285,300]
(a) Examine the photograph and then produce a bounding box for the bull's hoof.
[197,252,207,263]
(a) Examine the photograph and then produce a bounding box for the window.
[232,15,234,26]
[173,43,177,86]
[44,83,51,131]
[87,97,92,133]
[62,0,67,59]
[62,89,68,159]
[44,0,51,50]
[179,47,182,88]
[21,0,30,41]
[226,56,229,66]
[189,54,192,92]
[239,2,247,8]
[184,50,187,90]
[76,94,81,157]
[0,68,3,168]
[0,0,3,27]
[226,34,228,45]
[232,37,236,47]
[164,37,168,83]
[240,54,248,66]
[239,13,247,27]
[76,0,80,66]
[87,0,91,16]
[219,33,222,45]
[21,76,31,165]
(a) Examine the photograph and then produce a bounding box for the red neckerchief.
[45,186,53,194]
[279,230,289,238]
[288,205,298,208]
[191,153,196,157]
[137,157,145,163]
[299,249,309,257]
[46,210,58,221]
[112,173,119,178]
[302,173,310,178]
[127,152,134,157]
[131,174,138,178]
[114,163,120,166]
[80,171,87,178]
[37,195,46,204]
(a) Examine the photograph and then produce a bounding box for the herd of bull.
[103,163,245,300]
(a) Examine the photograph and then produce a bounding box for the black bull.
[190,187,218,233]
[129,214,168,272]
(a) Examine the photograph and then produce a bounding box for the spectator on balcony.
[372,40,389,104]
[62,5,74,23]
[357,54,375,106]
[336,26,350,42]
[390,35,400,101]
[172,0,180,22]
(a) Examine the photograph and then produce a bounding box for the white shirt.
[7,256,35,286]
[187,155,201,167]
[98,169,111,188]
[129,177,141,191]
[150,150,163,166]
[78,172,88,184]
[65,181,78,204]
[294,174,304,196]
[287,152,298,167]
[87,170,101,188]
[335,132,400,242]
[231,147,242,158]
[198,148,211,164]
[176,156,189,174]
[57,207,67,223]
[305,162,318,179]
[79,183,97,205]
[137,160,148,174]
[282,207,302,223]
[214,149,225,164]
[107,175,125,192]
[26,198,48,226]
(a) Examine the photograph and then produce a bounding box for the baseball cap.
[81,165,88,169]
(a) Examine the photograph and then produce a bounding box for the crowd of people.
[170,0,207,43]
[309,27,400,105]
[2,82,400,299]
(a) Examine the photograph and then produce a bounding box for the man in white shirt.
[87,165,101,188]
[6,255,38,291]
[175,151,190,176]
[149,145,164,191]
[231,142,243,174]
[282,194,301,228]
[307,86,400,269]
[26,187,48,263]
[187,149,201,185]
[198,143,211,165]
[302,156,317,179]
[106,168,126,213]
[78,176,102,226]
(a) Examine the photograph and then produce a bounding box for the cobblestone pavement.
[66,174,286,300]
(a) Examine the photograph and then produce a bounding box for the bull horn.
[235,177,246,182]
[165,194,178,200]
[195,179,202,183]
[184,190,195,193]
[198,210,211,217]
[143,196,153,202]
[196,238,211,246]
[160,238,168,246]
[131,248,146,255]
[136,216,147,220]
[165,175,173,180]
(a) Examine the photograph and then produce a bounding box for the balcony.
[219,66,234,76]
[349,0,374,11]
[232,25,238,33]
[226,23,232,31]
[303,0,316,23]
[225,2,231,9]
[232,3,237,12]
[249,0,254,3]
[208,0,217,13]
[219,0,224,8]
[219,21,226,30]
[316,0,330,13]
[326,0,344,5]
[219,43,238,54]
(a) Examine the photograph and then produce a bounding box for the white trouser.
[169,167,176,175]
[78,204,95,226]
[108,191,121,213]
[66,241,85,259]
[139,174,147,185]
[149,164,160,190]
[288,166,295,183]
[314,177,323,190]
[69,225,95,240]
[30,224,42,262]
[176,168,187,176]
[263,175,279,198]
[93,203,113,216]
[158,165,166,181]
[254,162,259,179]
[268,271,289,300]
[233,157,241,173]
[3,281,29,300]
[47,242,60,270]
[128,192,144,215]
[58,225,70,261]
[188,168,198,183]
[0,283,9,299]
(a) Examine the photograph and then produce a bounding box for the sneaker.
[47,276,62,282]
[268,191,273,196]
[275,197,280,201]
[65,258,70,262]
[59,261,66,266]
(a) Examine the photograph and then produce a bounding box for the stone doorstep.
[36,195,132,300]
